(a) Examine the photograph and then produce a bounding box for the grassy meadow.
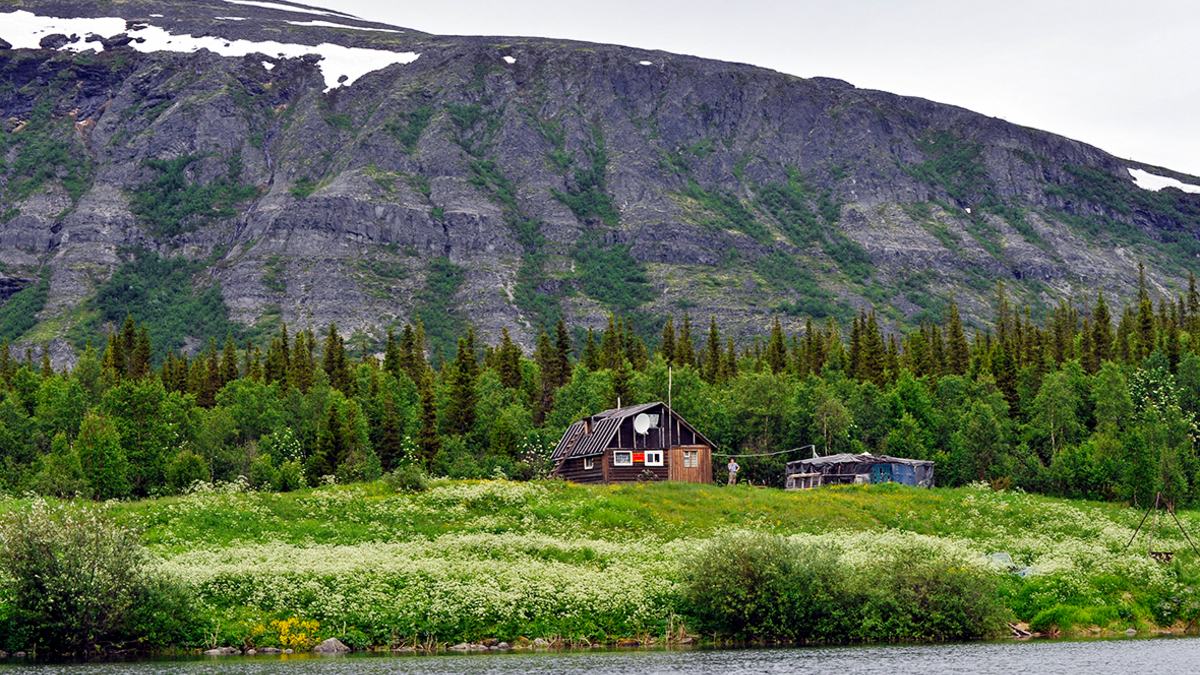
[3,480,1199,650]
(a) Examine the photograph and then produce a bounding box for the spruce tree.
[377,393,403,470]
[660,316,676,365]
[416,371,441,465]
[703,316,722,383]
[582,328,601,372]
[553,319,573,386]
[383,328,402,380]
[765,317,789,374]
[130,325,152,380]
[1136,262,1156,359]
[445,335,478,436]
[39,346,53,379]
[310,402,347,480]
[859,311,885,385]
[323,323,353,394]
[944,296,970,375]
[221,334,239,385]
[497,328,522,390]
[1092,292,1114,365]
[676,311,695,367]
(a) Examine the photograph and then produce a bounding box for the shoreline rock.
[313,638,351,654]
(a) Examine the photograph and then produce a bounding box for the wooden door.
[669,445,712,484]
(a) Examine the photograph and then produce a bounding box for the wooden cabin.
[551,402,715,484]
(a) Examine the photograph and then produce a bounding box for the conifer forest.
[0,261,1196,508]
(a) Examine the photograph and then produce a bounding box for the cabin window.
[645,451,663,466]
[584,457,594,470]
[684,450,698,468]
[613,451,633,466]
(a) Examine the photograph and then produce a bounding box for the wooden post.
[1167,500,1200,559]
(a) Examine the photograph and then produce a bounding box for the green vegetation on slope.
[72,249,251,359]
[0,99,94,207]
[0,269,51,344]
[128,154,258,238]
[411,256,468,361]
[571,241,656,312]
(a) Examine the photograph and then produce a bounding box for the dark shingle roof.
[551,401,715,461]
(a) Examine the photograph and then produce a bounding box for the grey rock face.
[203,647,242,656]
[1,0,1199,360]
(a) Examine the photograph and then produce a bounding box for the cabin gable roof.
[551,402,715,461]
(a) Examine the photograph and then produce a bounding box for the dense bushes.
[680,532,1009,642]
[0,502,198,654]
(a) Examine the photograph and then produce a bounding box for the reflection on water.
[2,639,1199,675]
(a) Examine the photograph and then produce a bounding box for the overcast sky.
[300,0,1200,177]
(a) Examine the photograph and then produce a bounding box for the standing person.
[727,458,740,486]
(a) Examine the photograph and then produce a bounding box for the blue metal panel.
[892,463,916,486]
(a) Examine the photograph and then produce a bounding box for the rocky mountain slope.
[2,0,1200,365]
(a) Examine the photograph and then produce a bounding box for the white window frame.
[644,450,664,466]
[613,451,633,466]
[684,450,697,468]
[583,457,594,470]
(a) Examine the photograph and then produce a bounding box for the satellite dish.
[633,413,651,435]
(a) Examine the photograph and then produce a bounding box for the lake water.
[2,639,1199,675]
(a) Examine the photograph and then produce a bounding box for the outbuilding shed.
[551,402,714,484]
[785,453,934,490]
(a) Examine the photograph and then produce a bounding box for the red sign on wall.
[633,452,645,463]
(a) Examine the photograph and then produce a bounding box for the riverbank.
[2,480,1198,653]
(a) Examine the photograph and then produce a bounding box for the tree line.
[3,262,1200,505]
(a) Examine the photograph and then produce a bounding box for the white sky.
[297,0,1200,177]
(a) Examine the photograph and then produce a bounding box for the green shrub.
[273,459,306,492]
[0,501,199,654]
[412,257,468,360]
[684,182,771,242]
[248,453,277,491]
[551,125,620,227]
[291,175,320,200]
[383,463,429,493]
[166,450,209,493]
[680,533,1008,643]
[850,548,1009,641]
[680,532,844,640]
[384,107,434,154]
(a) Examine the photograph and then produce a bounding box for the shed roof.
[551,402,715,460]
[787,453,934,473]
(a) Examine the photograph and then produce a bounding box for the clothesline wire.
[713,445,815,458]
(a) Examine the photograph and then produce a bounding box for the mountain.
[2,0,1200,365]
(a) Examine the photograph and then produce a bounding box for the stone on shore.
[314,638,351,654]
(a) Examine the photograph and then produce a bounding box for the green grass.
[0,480,1140,553]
